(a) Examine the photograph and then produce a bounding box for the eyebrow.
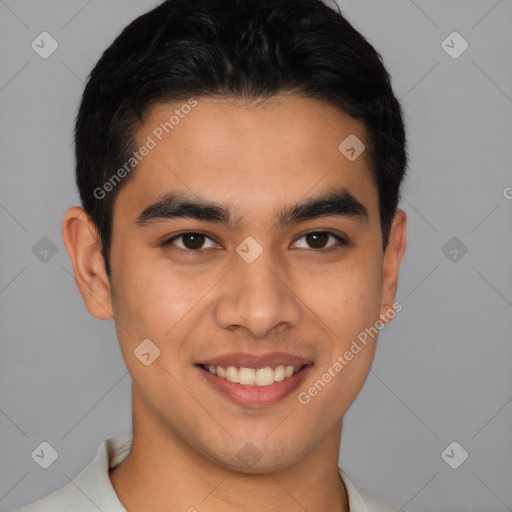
[134,188,369,229]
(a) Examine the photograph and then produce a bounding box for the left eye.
[292,231,346,250]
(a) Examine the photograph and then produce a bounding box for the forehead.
[114,94,377,223]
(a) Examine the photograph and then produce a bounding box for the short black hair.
[75,0,408,278]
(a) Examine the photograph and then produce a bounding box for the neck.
[109,390,349,512]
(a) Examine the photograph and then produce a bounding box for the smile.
[199,364,304,386]
[195,353,314,407]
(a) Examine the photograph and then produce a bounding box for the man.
[18,0,408,510]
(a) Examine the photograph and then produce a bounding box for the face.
[66,93,405,473]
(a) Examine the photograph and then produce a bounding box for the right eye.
[163,232,220,254]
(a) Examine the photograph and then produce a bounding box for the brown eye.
[305,232,329,249]
[164,232,218,252]
[181,232,206,250]
[292,231,347,250]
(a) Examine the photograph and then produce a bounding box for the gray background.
[1,1,511,511]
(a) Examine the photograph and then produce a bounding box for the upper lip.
[198,352,312,369]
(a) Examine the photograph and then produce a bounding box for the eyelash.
[162,230,349,255]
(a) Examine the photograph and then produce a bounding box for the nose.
[213,245,302,339]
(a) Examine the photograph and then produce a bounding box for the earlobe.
[379,209,407,322]
[62,206,114,320]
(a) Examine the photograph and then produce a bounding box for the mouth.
[195,352,314,407]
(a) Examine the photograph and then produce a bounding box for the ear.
[62,206,114,320]
[379,209,406,322]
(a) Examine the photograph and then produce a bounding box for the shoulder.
[14,481,98,512]
[339,468,405,512]
[14,435,132,512]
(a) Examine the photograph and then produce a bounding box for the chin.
[200,438,304,475]
[212,455,298,475]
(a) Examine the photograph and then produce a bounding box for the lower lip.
[197,364,313,407]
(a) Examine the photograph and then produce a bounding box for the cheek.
[110,248,221,377]
[111,244,195,329]
[304,251,382,338]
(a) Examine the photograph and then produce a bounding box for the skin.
[62,93,406,512]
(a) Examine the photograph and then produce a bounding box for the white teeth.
[238,367,255,385]
[255,367,274,386]
[226,366,239,383]
[204,364,304,386]
[274,365,285,382]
